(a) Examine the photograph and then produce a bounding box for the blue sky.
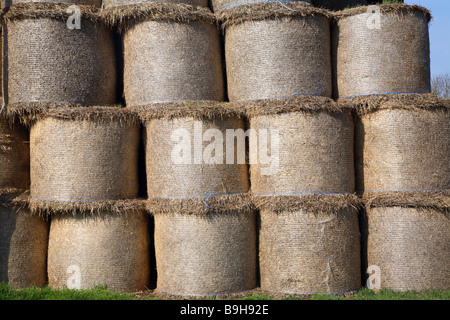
[405,0,450,78]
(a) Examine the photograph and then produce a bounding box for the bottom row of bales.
[1,95,449,294]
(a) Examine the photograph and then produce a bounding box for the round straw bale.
[362,206,449,291]
[145,114,249,205]
[48,209,149,292]
[211,0,311,13]
[259,207,361,294]
[154,210,257,296]
[221,3,332,102]
[3,4,116,107]
[311,0,366,11]
[0,196,49,289]
[122,5,224,105]
[0,115,30,194]
[30,108,139,203]
[333,4,431,98]
[354,100,449,193]
[248,98,354,197]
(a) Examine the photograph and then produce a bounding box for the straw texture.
[249,108,355,196]
[211,0,311,13]
[333,4,431,98]
[0,115,30,194]
[3,4,116,106]
[311,0,366,11]
[1,0,102,7]
[145,115,249,199]
[362,207,449,291]
[30,114,139,202]
[48,210,149,292]
[122,6,224,105]
[259,207,361,294]
[0,196,49,289]
[103,0,208,9]
[154,210,257,296]
[354,105,449,193]
[222,3,331,101]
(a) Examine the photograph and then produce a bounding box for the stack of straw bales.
[1,1,149,292]
[335,4,449,291]
[104,2,257,296]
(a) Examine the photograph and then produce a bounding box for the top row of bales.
[1,0,430,109]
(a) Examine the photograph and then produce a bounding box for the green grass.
[0,283,448,300]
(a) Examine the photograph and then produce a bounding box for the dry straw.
[103,0,208,10]
[154,210,257,296]
[2,3,116,107]
[0,114,30,195]
[211,0,311,13]
[247,96,355,198]
[344,93,450,194]
[48,209,149,292]
[0,194,49,289]
[311,0,366,11]
[362,206,449,291]
[220,2,332,102]
[144,104,250,214]
[259,206,361,294]
[106,3,224,105]
[333,4,432,98]
[29,106,140,207]
[1,0,102,8]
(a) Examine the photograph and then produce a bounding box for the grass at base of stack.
[1,283,448,300]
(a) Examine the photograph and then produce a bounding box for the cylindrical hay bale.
[103,0,208,9]
[0,196,49,289]
[311,0,366,11]
[363,206,449,291]
[1,0,102,7]
[29,107,139,204]
[353,94,449,193]
[260,207,361,294]
[154,210,257,296]
[221,3,332,102]
[118,4,224,105]
[3,4,116,107]
[246,97,354,197]
[0,116,30,194]
[142,103,249,213]
[48,210,149,292]
[212,0,311,13]
[333,4,431,98]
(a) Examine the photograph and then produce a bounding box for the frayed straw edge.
[102,3,217,31]
[147,193,253,215]
[362,190,450,210]
[7,103,140,127]
[333,3,432,23]
[253,193,362,213]
[219,2,332,30]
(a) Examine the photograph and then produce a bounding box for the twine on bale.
[259,201,361,294]
[153,209,257,296]
[0,114,29,195]
[246,96,355,197]
[361,206,449,291]
[27,106,140,207]
[220,2,332,102]
[344,93,450,194]
[0,193,49,289]
[3,3,116,107]
[47,209,150,292]
[332,4,432,99]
